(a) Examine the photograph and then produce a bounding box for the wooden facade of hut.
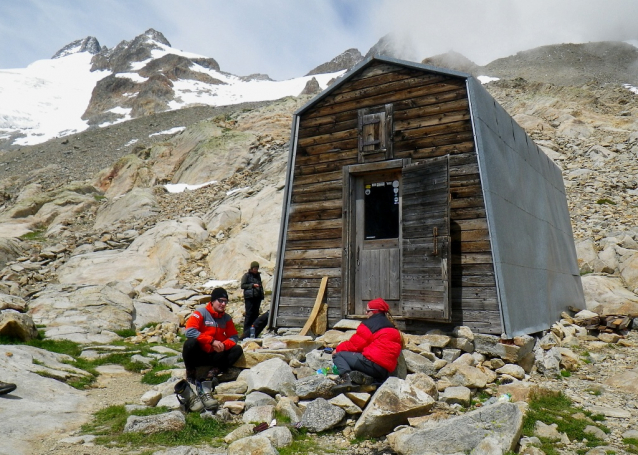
[270,56,585,337]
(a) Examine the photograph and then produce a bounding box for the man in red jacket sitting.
[182,287,243,382]
[332,298,402,393]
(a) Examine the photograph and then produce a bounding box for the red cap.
[367,298,389,313]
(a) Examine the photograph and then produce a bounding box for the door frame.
[342,159,410,317]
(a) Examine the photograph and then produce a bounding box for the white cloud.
[1,0,637,79]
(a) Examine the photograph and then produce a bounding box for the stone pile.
[103,318,630,454]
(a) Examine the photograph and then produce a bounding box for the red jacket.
[335,313,402,373]
[185,302,238,353]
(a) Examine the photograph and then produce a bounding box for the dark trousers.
[182,338,243,373]
[333,351,389,382]
[243,297,262,333]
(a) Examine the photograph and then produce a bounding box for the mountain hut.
[269,56,585,337]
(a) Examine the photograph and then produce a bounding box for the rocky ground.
[1,42,638,454]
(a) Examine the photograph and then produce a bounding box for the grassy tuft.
[82,405,233,448]
[522,390,608,454]
[596,198,616,205]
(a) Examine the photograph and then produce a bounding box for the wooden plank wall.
[276,61,502,334]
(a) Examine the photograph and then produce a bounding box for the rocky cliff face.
[51,36,101,59]
[305,48,363,76]
[79,29,224,125]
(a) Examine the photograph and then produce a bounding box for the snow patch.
[116,72,148,83]
[227,187,250,196]
[624,84,638,95]
[203,279,238,288]
[164,180,217,193]
[477,75,500,84]
[149,127,185,137]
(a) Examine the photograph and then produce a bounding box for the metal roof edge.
[294,55,473,116]
[465,77,508,337]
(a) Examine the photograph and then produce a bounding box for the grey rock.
[227,435,278,455]
[260,425,294,448]
[245,357,296,396]
[245,391,277,410]
[300,397,346,432]
[295,373,336,399]
[123,410,185,434]
[242,405,275,424]
[354,377,435,438]
[403,349,438,375]
[388,402,523,455]
[0,311,38,341]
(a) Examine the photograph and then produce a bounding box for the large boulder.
[0,345,89,454]
[94,187,159,229]
[244,358,296,396]
[56,217,208,288]
[207,186,282,287]
[300,398,346,432]
[28,281,135,343]
[388,402,524,455]
[582,274,638,315]
[0,311,38,341]
[353,377,435,438]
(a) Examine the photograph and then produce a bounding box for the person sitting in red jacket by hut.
[182,287,243,383]
[331,297,403,393]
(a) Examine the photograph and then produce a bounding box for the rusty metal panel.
[467,78,585,338]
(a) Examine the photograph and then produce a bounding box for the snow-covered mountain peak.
[51,36,102,60]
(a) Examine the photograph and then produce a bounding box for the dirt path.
[32,367,149,455]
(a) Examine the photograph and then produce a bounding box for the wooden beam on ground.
[299,276,329,336]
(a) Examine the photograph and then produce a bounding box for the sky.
[1,0,637,81]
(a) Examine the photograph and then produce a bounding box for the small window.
[364,179,400,240]
[358,104,393,162]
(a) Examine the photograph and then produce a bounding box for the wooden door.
[400,156,451,321]
[353,171,401,314]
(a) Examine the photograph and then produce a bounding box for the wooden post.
[299,276,328,336]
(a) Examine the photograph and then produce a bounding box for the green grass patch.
[560,370,572,378]
[596,198,616,205]
[114,328,137,338]
[279,432,336,455]
[93,194,106,201]
[82,405,233,449]
[522,390,608,454]
[20,229,46,241]
[142,365,175,385]
[624,438,638,453]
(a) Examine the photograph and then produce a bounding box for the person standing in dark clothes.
[332,298,403,393]
[240,261,264,335]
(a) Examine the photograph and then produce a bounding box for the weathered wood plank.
[287,219,343,231]
[394,98,470,122]
[286,228,342,241]
[395,131,475,152]
[395,112,472,137]
[283,257,342,268]
[289,198,342,213]
[292,170,342,186]
[285,238,343,249]
[299,83,466,131]
[317,74,449,110]
[281,268,342,279]
[295,148,357,166]
[395,141,475,161]
[306,80,467,120]
[291,189,343,204]
[284,248,342,260]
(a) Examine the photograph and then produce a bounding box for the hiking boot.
[197,380,219,412]
[349,371,374,385]
[174,379,204,413]
[0,381,16,395]
[331,374,357,395]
